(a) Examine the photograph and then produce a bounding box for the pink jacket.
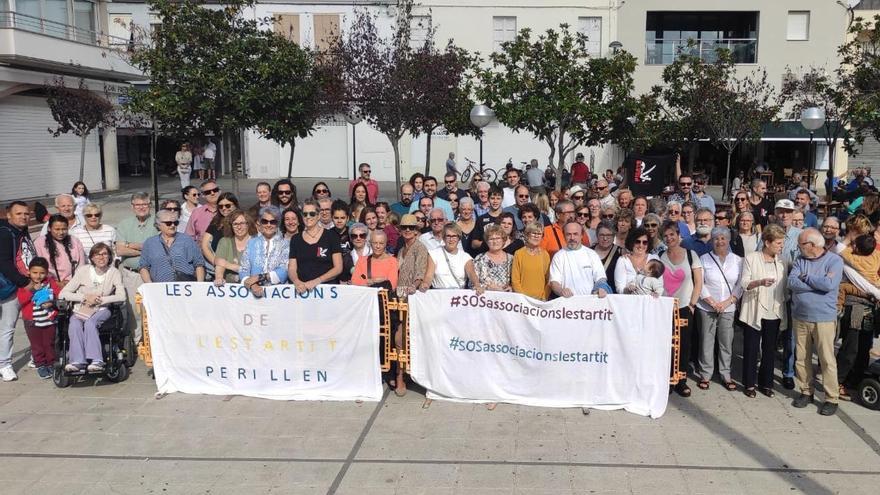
[34,235,87,282]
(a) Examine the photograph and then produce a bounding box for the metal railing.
[646,38,757,65]
[0,10,132,49]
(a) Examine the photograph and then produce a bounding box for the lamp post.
[470,104,494,172]
[345,110,363,180]
[800,106,825,190]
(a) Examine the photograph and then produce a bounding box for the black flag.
[623,153,674,198]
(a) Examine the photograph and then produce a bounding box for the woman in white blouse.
[614,227,658,294]
[738,224,787,398]
[696,227,743,391]
[421,223,482,291]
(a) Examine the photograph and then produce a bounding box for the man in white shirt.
[203,140,217,180]
[549,221,611,297]
[419,208,447,250]
[501,169,522,208]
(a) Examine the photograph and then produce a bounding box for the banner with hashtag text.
[409,291,674,418]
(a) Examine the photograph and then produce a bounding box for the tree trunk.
[826,137,837,202]
[556,130,566,192]
[425,131,432,177]
[79,133,88,182]
[286,139,296,178]
[724,150,733,202]
[390,136,402,195]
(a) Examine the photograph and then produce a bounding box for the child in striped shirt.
[17,257,60,379]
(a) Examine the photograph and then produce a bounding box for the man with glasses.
[789,228,843,415]
[391,183,414,216]
[669,174,699,207]
[140,209,205,283]
[349,162,379,204]
[185,180,221,243]
[503,185,548,231]
[408,176,453,219]
[272,179,297,209]
[682,207,715,256]
[116,193,159,347]
[419,208,448,250]
[542,200,588,256]
[596,179,615,209]
[820,217,841,252]
[437,172,465,202]
[318,198,334,230]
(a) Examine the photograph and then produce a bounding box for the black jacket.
[0,219,35,288]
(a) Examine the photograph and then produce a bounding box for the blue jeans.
[781,327,796,378]
[0,294,21,368]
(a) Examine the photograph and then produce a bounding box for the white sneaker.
[0,366,17,382]
[27,358,35,368]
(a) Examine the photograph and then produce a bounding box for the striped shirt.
[139,233,205,282]
[71,224,118,259]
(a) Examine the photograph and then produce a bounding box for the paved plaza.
[0,177,877,494]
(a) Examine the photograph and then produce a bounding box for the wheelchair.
[52,301,134,387]
[857,360,880,411]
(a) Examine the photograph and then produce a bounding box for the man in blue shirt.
[140,209,205,283]
[681,207,714,256]
[794,190,819,229]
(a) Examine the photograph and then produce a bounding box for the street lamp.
[345,110,363,180]
[800,106,825,190]
[470,104,494,172]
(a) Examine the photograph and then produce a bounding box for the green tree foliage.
[45,77,116,182]
[478,24,638,191]
[838,14,880,146]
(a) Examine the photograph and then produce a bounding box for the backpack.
[0,226,19,300]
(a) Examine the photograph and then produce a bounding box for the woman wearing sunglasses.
[238,206,288,296]
[347,223,373,279]
[614,227,658,294]
[70,203,117,258]
[288,199,343,295]
[311,182,332,200]
[200,192,239,280]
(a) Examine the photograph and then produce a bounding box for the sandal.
[698,380,710,390]
[724,381,737,391]
[674,381,692,397]
[744,388,757,398]
[759,387,775,398]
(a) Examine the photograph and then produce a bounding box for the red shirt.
[571,161,589,184]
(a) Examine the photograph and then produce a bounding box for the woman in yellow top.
[511,222,550,300]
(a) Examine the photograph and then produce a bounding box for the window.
[313,14,339,52]
[578,17,602,57]
[274,13,300,44]
[645,11,758,64]
[787,11,810,41]
[410,15,431,49]
[108,13,132,46]
[492,16,516,52]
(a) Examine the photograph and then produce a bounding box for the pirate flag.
[623,153,674,197]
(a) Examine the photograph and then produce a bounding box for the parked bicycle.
[460,157,501,184]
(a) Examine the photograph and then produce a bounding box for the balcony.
[645,38,757,65]
[0,11,145,81]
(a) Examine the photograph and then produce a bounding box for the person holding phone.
[738,224,788,399]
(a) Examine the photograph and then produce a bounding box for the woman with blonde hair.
[533,192,555,224]
[511,222,550,300]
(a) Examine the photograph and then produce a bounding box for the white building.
[0,0,142,202]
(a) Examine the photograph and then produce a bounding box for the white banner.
[409,291,674,418]
[139,283,382,401]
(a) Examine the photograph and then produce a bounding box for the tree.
[45,78,116,182]
[406,40,479,176]
[649,44,733,172]
[126,0,266,194]
[250,27,340,178]
[703,66,781,200]
[479,24,638,191]
[332,0,428,192]
[838,13,880,146]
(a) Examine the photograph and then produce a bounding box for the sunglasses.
[602,214,615,219]
[302,211,319,217]
[679,182,692,186]
[218,203,234,210]
[430,218,445,223]
[351,233,367,239]
[715,216,728,221]
[517,194,530,199]
[644,223,659,228]
[414,217,426,222]
[597,186,607,191]
[445,180,456,184]
[277,190,293,196]
[572,195,585,201]
[161,221,180,227]
[201,187,220,195]
[400,225,419,231]
[577,212,590,218]
[634,239,649,245]
[735,197,748,202]
[84,213,102,218]
[260,218,279,225]
[315,188,329,194]
[361,169,371,174]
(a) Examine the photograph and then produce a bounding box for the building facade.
[0,0,142,201]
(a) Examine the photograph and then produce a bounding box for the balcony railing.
[0,10,132,49]
[646,38,757,65]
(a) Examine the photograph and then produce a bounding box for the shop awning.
[761,121,846,141]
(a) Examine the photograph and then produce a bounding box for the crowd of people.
[0,160,877,415]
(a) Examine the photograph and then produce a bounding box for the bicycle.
[460,157,500,184]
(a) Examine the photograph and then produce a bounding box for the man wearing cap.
[570,152,589,187]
